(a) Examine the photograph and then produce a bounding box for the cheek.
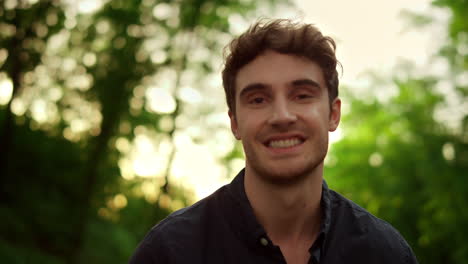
[237,113,265,135]
[238,117,256,134]
[303,106,330,127]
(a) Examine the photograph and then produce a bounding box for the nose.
[267,98,297,128]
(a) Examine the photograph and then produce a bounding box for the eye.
[252,97,265,104]
[295,93,313,100]
[248,96,266,105]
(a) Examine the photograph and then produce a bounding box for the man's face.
[229,50,341,185]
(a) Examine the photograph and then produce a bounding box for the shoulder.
[328,188,401,238]
[144,186,225,243]
[129,186,228,263]
[326,189,418,263]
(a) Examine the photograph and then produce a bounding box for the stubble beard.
[243,139,329,187]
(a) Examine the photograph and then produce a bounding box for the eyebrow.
[291,79,322,89]
[238,78,323,98]
[239,83,269,98]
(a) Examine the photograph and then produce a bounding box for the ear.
[228,110,241,140]
[328,98,341,132]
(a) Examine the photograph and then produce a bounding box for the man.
[129,19,418,264]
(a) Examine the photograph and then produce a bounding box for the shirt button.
[260,237,268,246]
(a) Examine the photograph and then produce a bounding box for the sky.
[291,0,440,85]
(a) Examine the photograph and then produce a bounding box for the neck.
[244,164,323,244]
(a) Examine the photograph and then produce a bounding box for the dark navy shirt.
[129,169,418,263]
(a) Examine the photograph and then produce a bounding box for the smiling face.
[229,50,341,185]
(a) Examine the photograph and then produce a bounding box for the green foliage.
[327,75,468,263]
[326,1,468,262]
[0,0,288,263]
[1,0,465,263]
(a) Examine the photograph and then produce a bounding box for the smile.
[267,137,304,148]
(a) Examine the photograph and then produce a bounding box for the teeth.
[269,138,302,148]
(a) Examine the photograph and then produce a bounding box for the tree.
[325,1,468,263]
[0,0,290,263]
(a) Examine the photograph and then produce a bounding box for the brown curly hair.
[222,19,340,114]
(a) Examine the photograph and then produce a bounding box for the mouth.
[265,136,305,149]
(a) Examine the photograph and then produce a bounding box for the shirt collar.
[224,169,332,249]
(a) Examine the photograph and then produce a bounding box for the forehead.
[235,50,326,95]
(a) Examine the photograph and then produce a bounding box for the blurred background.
[0,0,467,263]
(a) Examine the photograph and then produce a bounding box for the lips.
[265,135,305,149]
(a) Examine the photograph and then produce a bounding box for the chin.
[248,158,323,186]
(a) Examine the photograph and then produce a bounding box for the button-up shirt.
[129,169,418,263]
